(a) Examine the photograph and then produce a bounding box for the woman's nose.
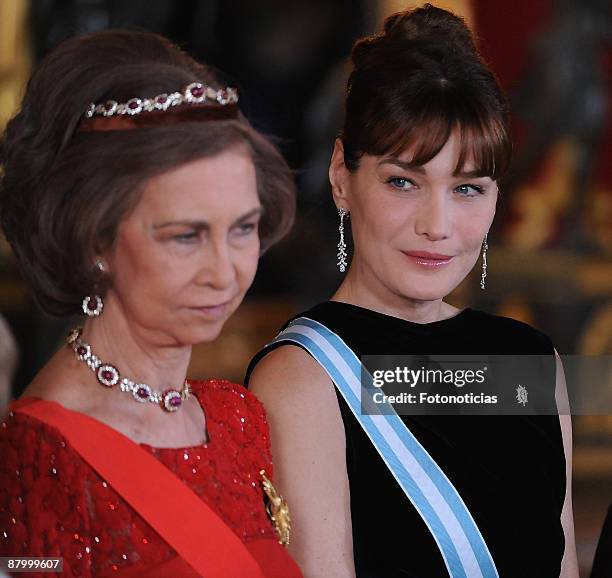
[198,240,237,290]
[414,194,451,241]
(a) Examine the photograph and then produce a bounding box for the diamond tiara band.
[85,82,238,119]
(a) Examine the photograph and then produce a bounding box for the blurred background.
[0,0,610,574]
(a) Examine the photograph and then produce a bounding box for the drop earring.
[82,295,104,316]
[337,207,349,273]
[480,234,489,290]
[82,259,106,316]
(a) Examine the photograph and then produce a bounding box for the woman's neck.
[81,304,191,392]
[22,309,201,445]
[331,270,460,324]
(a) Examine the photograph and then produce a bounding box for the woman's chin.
[396,283,454,303]
[406,293,448,303]
[392,269,467,303]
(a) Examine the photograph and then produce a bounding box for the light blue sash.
[267,316,499,578]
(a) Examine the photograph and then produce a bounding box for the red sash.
[13,398,267,578]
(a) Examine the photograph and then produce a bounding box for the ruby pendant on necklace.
[97,364,120,387]
[162,389,184,411]
[67,327,190,412]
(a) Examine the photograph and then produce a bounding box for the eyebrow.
[153,206,264,230]
[379,158,491,179]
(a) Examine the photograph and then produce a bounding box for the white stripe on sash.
[266,317,498,578]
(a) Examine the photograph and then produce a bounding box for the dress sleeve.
[241,387,275,480]
[0,411,94,578]
[199,379,275,480]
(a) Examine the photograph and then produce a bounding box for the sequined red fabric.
[0,380,282,577]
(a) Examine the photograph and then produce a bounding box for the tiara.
[85,82,238,119]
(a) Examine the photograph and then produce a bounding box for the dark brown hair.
[341,4,511,179]
[0,30,296,317]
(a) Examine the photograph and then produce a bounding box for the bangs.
[353,87,511,180]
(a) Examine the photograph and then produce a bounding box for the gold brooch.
[260,469,291,546]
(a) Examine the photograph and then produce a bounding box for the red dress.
[0,380,302,578]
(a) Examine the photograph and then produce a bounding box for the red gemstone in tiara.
[126,98,143,115]
[185,82,205,102]
[85,82,238,119]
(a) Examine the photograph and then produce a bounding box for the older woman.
[247,5,578,578]
[0,30,301,578]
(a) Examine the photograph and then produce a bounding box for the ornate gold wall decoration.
[0,0,31,131]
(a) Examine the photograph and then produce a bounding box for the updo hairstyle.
[341,3,511,179]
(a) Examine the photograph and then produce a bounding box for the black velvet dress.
[246,301,566,578]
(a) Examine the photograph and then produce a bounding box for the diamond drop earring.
[480,234,489,290]
[337,208,349,273]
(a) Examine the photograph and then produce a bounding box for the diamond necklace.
[67,327,191,412]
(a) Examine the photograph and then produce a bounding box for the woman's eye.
[236,222,258,236]
[387,177,415,190]
[455,184,484,196]
[173,231,199,243]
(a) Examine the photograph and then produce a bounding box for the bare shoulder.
[22,350,96,414]
[249,344,334,402]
